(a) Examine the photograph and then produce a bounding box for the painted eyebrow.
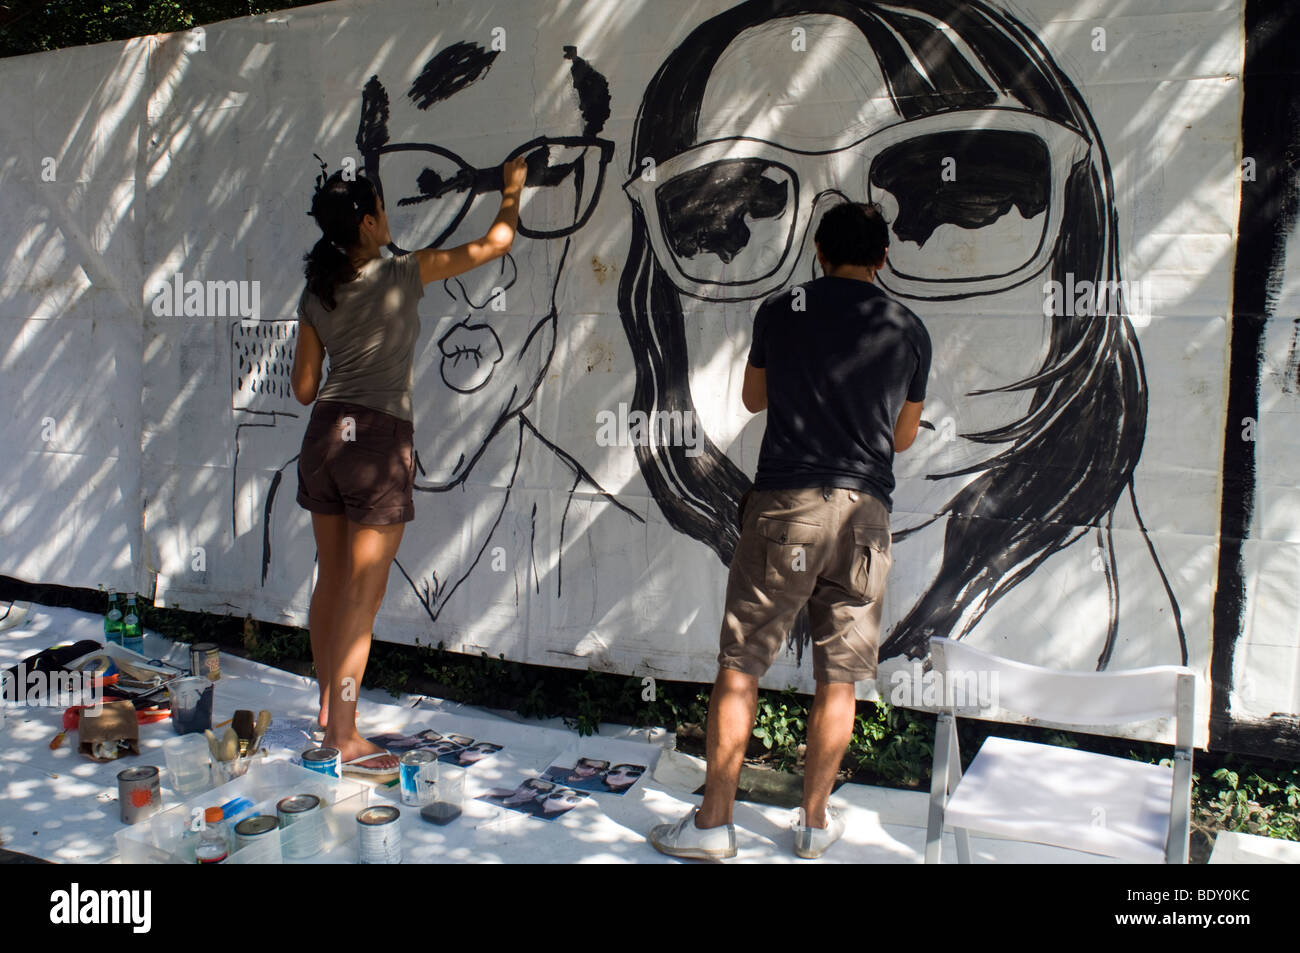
[563,45,610,136]
[408,41,500,110]
[401,41,610,137]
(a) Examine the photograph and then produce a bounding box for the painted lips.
[438,319,504,393]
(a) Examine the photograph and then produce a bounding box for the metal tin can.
[357,805,401,864]
[190,643,220,681]
[234,814,279,842]
[278,793,324,860]
[301,746,341,779]
[399,749,437,806]
[117,766,161,825]
[234,814,282,862]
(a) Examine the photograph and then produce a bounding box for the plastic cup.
[167,677,213,735]
[163,733,212,795]
[422,765,465,825]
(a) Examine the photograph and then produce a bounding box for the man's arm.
[894,400,923,451]
[291,321,325,405]
[742,363,767,413]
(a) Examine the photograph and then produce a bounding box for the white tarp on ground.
[1,0,1295,750]
[0,603,1113,864]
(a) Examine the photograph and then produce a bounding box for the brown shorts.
[719,487,892,684]
[295,400,415,525]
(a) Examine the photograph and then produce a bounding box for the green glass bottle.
[103,590,123,646]
[122,594,144,655]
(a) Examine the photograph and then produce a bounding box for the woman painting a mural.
[289,155,528,775]
[619,0,1187,674]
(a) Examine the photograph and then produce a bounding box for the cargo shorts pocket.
[756,515,821,591]
[850,524,892,603]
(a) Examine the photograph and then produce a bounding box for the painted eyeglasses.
[624,109,1090,302]
[368,135,616,253]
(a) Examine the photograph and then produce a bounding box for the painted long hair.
[617,0,1186,667]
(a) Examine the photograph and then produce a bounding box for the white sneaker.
[649,807,737,860]
[792,806,845,859]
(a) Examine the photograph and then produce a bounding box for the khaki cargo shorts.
[718,487,892,684]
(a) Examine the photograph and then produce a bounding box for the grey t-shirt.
[296,252,424,421]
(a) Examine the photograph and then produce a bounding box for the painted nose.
[444,252,518,308]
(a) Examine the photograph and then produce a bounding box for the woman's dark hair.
[814,202,889,268]
[618,0,1186,669]
[303,162,381,310]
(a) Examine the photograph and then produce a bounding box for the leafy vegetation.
[0,1,317,59]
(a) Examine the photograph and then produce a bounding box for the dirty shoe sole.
[649,811,737,860]
[793,837,831,859]
[649,826,737,860]
[793,809,844,859]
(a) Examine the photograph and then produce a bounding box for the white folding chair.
[923,637,1195,864]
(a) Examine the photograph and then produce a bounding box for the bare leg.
[695,668,759,829]
[323,520,404,766]
[800,681,856,828]
[308,512,349,730]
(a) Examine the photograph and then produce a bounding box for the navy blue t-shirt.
[748,276,931,510]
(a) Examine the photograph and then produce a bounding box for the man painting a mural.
[618,0,1188,681]
[650,203,930,859]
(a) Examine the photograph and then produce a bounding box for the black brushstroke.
[356,75,389,155]
[563,45,611,136]
[1213,0,1300,753]
[263,467,283,584]
[408,42,499,111]
[530,501,541,594]
[870,130,1049,248]
[659,159,790,263]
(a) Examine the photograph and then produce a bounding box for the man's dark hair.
[813,202,889,268]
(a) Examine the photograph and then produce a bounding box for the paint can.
[301,746,341,779]
[356,805,401,864]
[278,793,325,860]
[190,643,220,681]
[234,814,282,862]
[399,750,437,806]
[117,766,161,825]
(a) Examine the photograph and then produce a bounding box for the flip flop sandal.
[341,751,400,778]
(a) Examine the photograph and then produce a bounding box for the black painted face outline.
[625,108,1090,302]
[365,135,616,253]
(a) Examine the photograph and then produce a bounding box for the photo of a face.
[428,739,466,760]
[601,763,645,794]
[456,742,503,766]
[535,786,589,820]
[541,757,644,794]
[367,732,431,753]
[570,758,608,779]
[479,777,557,815]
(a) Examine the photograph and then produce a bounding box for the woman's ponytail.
[302,159,381,310]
